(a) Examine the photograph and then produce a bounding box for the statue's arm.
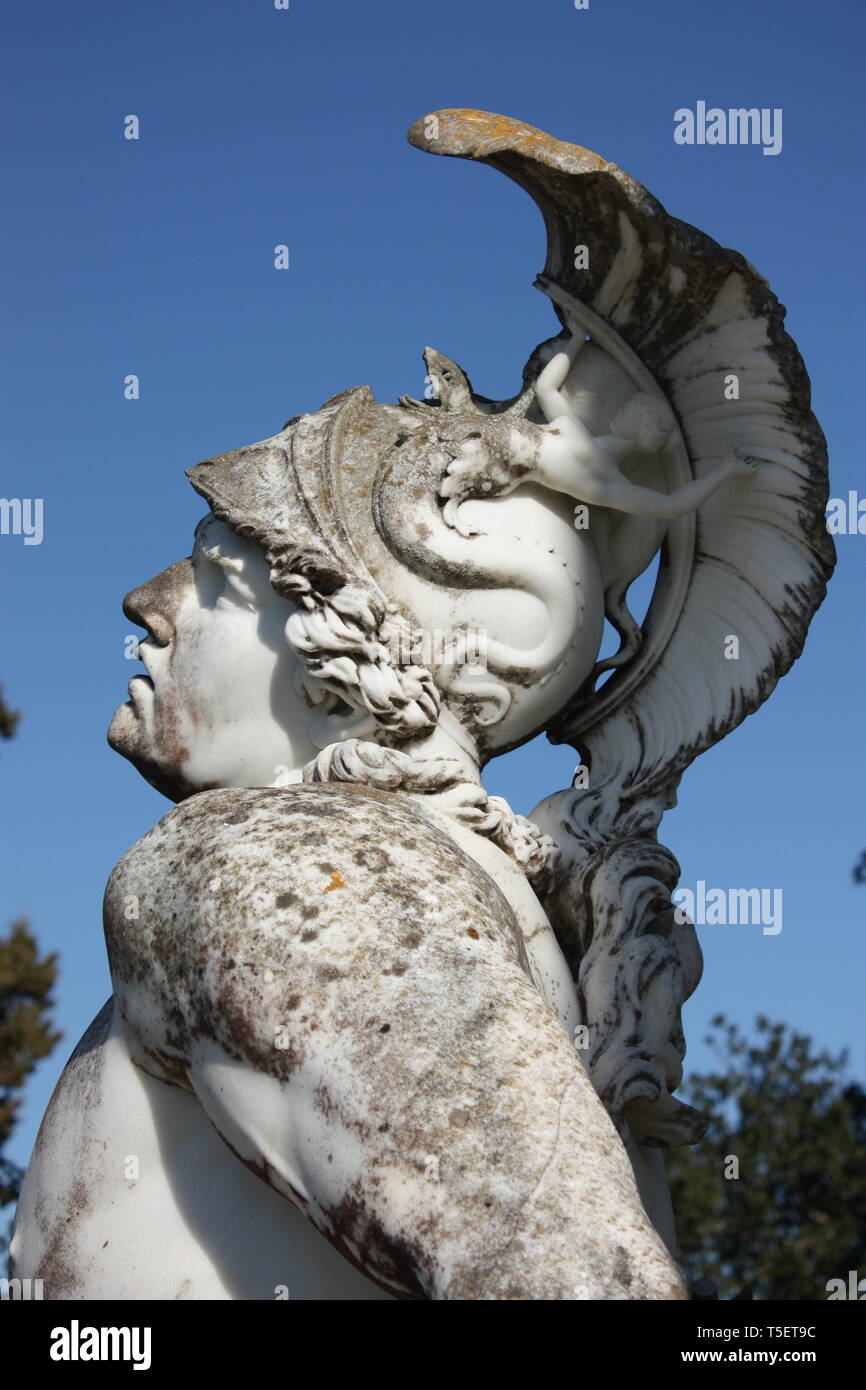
[104,786,684,1301]
[535,333,586,422]
[532,440,754,518]
[596,447,754,518]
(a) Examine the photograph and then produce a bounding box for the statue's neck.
[395,709,482,786]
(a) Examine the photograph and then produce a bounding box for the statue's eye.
[190,539,226,607]
[216,566,258,612]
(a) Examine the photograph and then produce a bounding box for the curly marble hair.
[304,740,559,891]
[214,523,445,743]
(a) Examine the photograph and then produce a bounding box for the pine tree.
[1,684,61,1248]
[0,920,61,1208]
[667,1015,866,1300]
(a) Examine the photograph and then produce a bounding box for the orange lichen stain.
[324,871,346,893]
[409,108,608,173]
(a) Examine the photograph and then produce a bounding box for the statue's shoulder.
[107,783,521,952]
[112,781,476,874]
[104,784,531,1094]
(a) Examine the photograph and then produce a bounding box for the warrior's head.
[108,381,607,803]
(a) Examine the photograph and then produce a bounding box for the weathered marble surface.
[13,784,684,1299]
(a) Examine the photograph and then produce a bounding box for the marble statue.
[10,110,833,1300]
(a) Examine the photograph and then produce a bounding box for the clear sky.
[2,0,864,1176]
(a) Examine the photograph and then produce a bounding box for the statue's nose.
[122,558,193,647]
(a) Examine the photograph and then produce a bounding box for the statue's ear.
[442,668,513,729]
[471,684,513,728]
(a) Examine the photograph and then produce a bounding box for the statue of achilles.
[10,109,833,1300]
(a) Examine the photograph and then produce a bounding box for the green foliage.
[1,682,61,1264]
[0,919,61,1209]
[667,1014,866,1300]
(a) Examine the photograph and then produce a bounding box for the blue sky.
[2,0,864,1175]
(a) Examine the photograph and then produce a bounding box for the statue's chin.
[107,702,199,804]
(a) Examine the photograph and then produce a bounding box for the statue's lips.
[127,674,154,712]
